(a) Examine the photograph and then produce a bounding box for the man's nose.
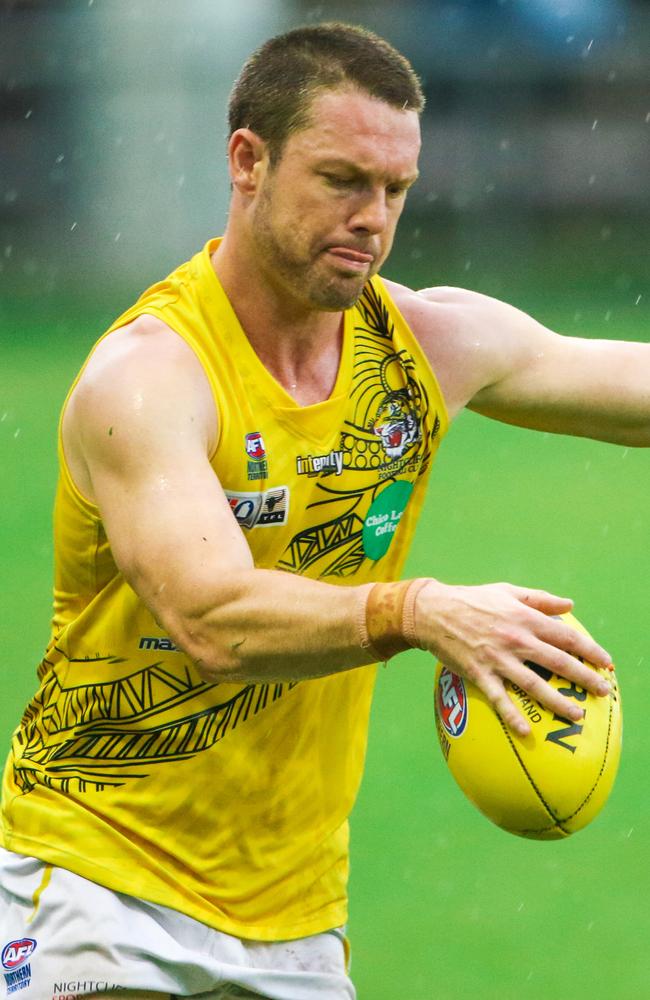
[349,189,388,236]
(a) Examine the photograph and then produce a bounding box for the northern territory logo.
[436,668,468,738]
[226,486,290,529]
[2,938,36,995]
[245,431,269,481]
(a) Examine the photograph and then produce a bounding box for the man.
[0,21,644,1000]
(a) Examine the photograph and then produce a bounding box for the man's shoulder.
[67,315,215,442]
[83,314,201,380]
[381,278,493,319]
[377,280,527,420]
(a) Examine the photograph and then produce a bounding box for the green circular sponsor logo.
[362,480,414,561]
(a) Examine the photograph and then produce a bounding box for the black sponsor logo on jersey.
[139,637,179,652]
[296,450,345,477]
[225,486,290,529]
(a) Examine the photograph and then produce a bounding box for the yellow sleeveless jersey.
[1,238,448,940]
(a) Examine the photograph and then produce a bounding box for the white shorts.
[0,848,355,999]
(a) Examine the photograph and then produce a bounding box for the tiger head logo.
[372,390,421,460]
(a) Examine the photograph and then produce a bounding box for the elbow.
[166,611,250,684]
[144,570,259,683]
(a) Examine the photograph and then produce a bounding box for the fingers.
[478,656,607,740]
[534,613,613,673]
[482,676,533,738]
[509,660,597,722]
[513,586,574,617]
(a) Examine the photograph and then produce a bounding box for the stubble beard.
[252,187,375,312]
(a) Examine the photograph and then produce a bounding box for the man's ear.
[228,128,268,195]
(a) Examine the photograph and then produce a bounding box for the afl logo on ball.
[437,668,468,738]
[2,938,36,970]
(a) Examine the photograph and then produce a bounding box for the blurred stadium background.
[1,1,649,997]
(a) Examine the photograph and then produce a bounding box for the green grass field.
[1,218,649,998]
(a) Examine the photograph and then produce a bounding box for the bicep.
[88,433,253,608]
[469,326,650,444]
[415,286,650,444]
[68,327,253,631]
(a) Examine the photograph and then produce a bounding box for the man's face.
[250,88,421,311]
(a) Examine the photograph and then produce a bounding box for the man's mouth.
[325,246,375,271]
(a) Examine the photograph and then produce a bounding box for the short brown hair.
[228,22,425,162]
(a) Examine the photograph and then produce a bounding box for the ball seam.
[559,691,614,824]
[496,713,570,836]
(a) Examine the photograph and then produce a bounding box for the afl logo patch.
[436,668,468,738]
[2,938,36,970]
[245,432,266,461]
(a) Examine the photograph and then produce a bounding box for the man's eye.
[323,174,352,188]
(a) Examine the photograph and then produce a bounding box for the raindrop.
[13,429,21,439]
[114,233,121,242]
[55,154,64,164]
[4,190,18,204]
[645,113,650,124]
[70,222,77,232]
[24,109,33,120]
[591,120,598,131]
[588,175,596,185]
[177,175,186,188]
[604,310,612,321]
[635,294,642,305]
[4,245,13,258]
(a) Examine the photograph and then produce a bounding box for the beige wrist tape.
[357,578,429,661]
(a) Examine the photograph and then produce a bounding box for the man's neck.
[211,236,346,405]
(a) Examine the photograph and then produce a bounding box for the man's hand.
[414,581,613,737]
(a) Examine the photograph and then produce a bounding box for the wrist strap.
[358,578,429,661]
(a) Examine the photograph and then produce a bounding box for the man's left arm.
[467,295,650,445]
[399,283,650,445]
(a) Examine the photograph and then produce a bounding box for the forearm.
[157,569,423,683]
[144,563,615,737]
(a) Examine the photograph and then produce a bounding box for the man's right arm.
[64,317,613,736]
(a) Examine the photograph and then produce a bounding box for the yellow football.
[433,612,622,839]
